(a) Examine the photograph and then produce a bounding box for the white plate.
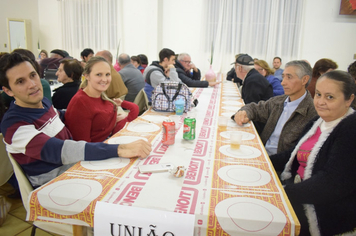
[228,120,251,128]
[219,145,261,159]
[217,165,271,186]
[223,92,239,96]
[221,112,235,118]
[107,136,148,144]
[37,179,102,215]
[80,157,130,170]
[222,101,242,106]
[215,197,287,235]
[220,131,255,141]
[126,122,160,132]
[222,106,240,111]
[141,115,168,123]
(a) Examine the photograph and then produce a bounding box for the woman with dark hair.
[131,55,144,74]
[254,60,284,96]
[52,59,83,109]
[271,70,356,235]
[39,49,48,61]
[307,58,338,98]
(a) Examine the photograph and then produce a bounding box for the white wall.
[1,0,355,71]
[0,0,40,54]
[299,0,356,70]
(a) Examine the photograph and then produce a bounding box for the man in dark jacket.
[175,53,220,87]
[234,54,273,133]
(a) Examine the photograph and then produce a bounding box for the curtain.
[203,0,304,73]
[60,0,121,61]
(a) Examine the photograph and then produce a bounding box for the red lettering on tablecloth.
[206,109,214,117]
[199,126,210,139]
[153,142,169,154]
[134,155,162,180]
[203,117,213,126]
[183,158,204,185]
[193,140,208,157]
[113,182,145,205]
[174,187,198,214]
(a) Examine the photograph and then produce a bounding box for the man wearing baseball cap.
[233,54,273,104]
[233,54,273,134]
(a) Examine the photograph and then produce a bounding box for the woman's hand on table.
[234,110,250,126]
[208,81,222,87]
[117,140,152,159]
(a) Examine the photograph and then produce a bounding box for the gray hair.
[285,60,313,88]
[118,53,131,65]
[178,53,190,61]
[241,65,254,73]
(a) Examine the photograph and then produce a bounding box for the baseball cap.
[50,49,70,58]
[231,54,254,66]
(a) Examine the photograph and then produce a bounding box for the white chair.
[7,152,74,236]
[0,133,13,186]
[133,88,149,116]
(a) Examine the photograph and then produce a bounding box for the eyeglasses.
[182,60,191,64]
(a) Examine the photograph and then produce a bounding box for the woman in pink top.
[270,70,356,236]
[65,57,138,142]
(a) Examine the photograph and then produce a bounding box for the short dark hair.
[137,54,148,65]
[158,48,175,63]
[80,48,94,58]
[12,48,41,74]
[347,61,356,80]
[60,59,83,81]
[312,58,338,78]
[0,52,37,89]
[320,70,355,100]
[273,57,282,62]
[130,56,141,65]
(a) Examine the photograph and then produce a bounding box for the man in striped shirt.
[0,52,151,188]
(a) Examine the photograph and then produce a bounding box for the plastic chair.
[0,133,13,186]
[7,152,74,236]
[133,88,149,116]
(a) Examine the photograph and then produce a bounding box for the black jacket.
[52,81,80,109]
[174,61,208,87]
[241,69,273,104]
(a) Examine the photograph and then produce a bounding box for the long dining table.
[27,76,300,236]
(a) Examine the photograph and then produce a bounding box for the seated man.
[39,49,70,78]
[175,53,220,87]
[273,57,284,81]
[143,48,181,103]
[233,60,317,155]
[234,54,273,105]
[0,52,151,188]
[226,54,243,85]
[233,54,274,134]
[118,53,145,102]
[80,48,94,68]
[95,50,128,99]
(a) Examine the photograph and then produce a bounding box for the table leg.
[73,225,86,236]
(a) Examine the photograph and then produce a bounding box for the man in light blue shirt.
[233,60,317,155]
[273,57,284,81]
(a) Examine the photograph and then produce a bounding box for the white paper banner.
[94,201,195,236]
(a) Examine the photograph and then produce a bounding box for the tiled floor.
[0,183,60,236]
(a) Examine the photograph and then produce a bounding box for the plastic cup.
[230,132,242,150]
[218,116,229,132]
[174,99,185,115]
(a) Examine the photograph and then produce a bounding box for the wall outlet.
[4,43,7,48]
[354,53,356,60]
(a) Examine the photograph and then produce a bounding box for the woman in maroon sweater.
[65,57,138,142]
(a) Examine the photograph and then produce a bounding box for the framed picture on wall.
[340,0,356,15]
